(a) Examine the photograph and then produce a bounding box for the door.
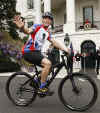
[81,40,96,69]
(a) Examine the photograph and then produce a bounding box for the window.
[83,7,94,25]
[27,0,34,9]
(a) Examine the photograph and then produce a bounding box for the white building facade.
[16,0,100,53]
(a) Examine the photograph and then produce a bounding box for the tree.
[0,0,19,39]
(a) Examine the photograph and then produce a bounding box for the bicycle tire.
[6,71,37,106]
[58,73,98,111]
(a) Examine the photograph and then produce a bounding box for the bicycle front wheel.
[6,72,37,106]
[58,73,98,111]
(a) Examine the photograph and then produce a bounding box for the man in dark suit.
[96,47,100,75]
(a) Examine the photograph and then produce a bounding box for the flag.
[70,42,74,56]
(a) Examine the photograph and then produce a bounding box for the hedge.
[0,52,20,72]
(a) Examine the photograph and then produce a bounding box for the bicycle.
[6,51,98,112]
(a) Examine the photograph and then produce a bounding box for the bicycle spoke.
[20,87,36,93]
[6,72,37,106]
[58,73,98,111]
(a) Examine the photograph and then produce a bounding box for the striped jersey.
[22,24,52,54]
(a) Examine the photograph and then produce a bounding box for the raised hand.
[13,15,25,29]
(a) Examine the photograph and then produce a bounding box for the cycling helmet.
[42,12,53,20]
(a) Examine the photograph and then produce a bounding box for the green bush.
[0,62,20,72]
[0,54,20,72]
[0,31,32,72]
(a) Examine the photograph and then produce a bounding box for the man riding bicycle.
[14,12,70,94]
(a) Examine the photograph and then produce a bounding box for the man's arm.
[13,15,34,34]
[20,27,34,34]
[49,38,70,54]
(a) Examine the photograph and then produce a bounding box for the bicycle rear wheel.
[6,72,37,106]
[58,73,98,111]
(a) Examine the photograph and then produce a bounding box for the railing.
[76,21,100,31]
[51,24,63,34]
[51,21,100,34]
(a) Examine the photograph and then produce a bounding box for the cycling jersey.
[22,24,52,54]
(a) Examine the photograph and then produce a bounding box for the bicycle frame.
[35,53,70,87]
[21,52,75,92]
[46,53,76,90]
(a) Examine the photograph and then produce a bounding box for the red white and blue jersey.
[22,24,52,54]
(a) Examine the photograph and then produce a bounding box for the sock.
[34,78,38,83]
[40,82,47,89]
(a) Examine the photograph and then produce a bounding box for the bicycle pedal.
[38,91,54,97]
[37,89,54,96]
[46,91,54,96]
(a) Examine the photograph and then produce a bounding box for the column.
[22,0,27,17]
[99,0,100,20]
[44,0,51,12]
[34,0,42,24]
[16,0,26,16]
[64,0,76,33]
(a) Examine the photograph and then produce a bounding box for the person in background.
[47,44,60,65]
[68,42,74,73]
[64,34,74,73]
[96,47,100,75]
[75,50,81,64]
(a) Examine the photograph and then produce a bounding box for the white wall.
[76,0,100,23]
[16,0,28,17]
[53,30,100,53]
[53,4,66,26]
[52,0,100,26]
[16,0,35,20]
[16,0,100,26]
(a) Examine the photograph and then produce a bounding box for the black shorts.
[23,51,44,66]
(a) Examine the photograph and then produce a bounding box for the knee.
[41,58,52,68]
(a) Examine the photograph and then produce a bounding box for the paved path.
[0,66,100,113]
[0,76,100,113]
[0,67,100,79]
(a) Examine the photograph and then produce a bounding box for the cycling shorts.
[23,51,45,66]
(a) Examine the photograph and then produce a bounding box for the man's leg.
[41,58,51,83]
[38,58,52,93]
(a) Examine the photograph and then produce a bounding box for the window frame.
[83,6,94,25]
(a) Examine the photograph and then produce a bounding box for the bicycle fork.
[70,76,80,94]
